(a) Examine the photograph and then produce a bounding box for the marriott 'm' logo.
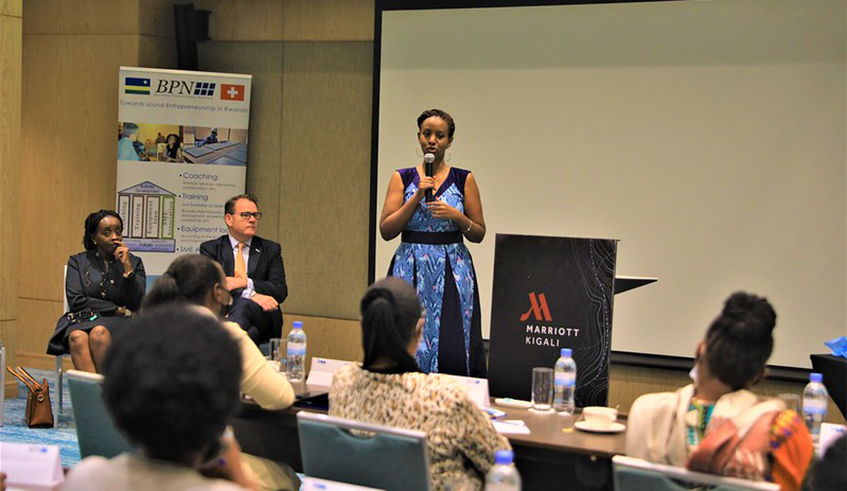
[520,292,552,322]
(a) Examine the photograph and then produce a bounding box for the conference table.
[232,381,627,491]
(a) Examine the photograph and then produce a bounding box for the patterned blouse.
[685,398,716,452]
[329,364,511,491]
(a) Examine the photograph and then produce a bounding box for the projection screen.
[371,0,846,368]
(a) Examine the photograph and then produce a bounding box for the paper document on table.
[0,442,64,490]
[493,420,530,435]
[818,423,846,457]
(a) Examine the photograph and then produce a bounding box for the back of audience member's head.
[703,292,776,390]
[101,306,241,463]
[811,434,846,491]
[142,254,225,311]
[360,277,422,373]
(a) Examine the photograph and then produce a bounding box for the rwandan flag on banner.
[125,77,151,95]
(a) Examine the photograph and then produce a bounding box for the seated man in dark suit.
[200,194,287,345]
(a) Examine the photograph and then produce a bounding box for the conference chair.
[66,370,135,458]
[297,412,431,491]
[53,266,70,423]
[612,455,780,491]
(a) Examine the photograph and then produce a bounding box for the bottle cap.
[561,348,572,357]
[293,321,303,329]
[810,372,823,383]
[494,450,513,465]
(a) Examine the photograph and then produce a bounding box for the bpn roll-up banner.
[488,234,617,407]
[116,67,252,275]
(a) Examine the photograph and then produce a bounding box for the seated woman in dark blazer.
[47,210,145,373]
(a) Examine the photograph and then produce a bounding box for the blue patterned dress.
[388,167,486,377]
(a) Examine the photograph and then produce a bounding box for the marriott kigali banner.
[488,234,617,407]
[116,67,252,275]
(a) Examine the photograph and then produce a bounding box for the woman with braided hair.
[47,210,146,373]
[329,277,510,491]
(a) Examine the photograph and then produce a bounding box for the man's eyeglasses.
[231,212,263,220]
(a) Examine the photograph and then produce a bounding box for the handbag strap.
[6,366,39,393]
[17,366,44,389]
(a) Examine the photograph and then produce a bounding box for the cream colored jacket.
[221,320,295,410]
[626,384,783,465]
[192,305,294,410]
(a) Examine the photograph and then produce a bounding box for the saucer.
[574,421,626,433]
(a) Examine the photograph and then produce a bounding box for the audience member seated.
[62,307,253,490]
[142,254,297,491]
[627,292,813,491]
[47,210,146,373]
[117,123,141,161]
[205,128,219,144]
[329,277,511,491]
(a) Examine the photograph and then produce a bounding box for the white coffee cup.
[582,406,618,428]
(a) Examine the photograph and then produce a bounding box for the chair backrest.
[63,265,69,312]
[612,455,780,491]
[67,370,135,458]
[297,412,431,491]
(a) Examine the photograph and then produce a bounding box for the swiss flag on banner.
[221,84,245,101]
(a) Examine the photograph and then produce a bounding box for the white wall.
[374,0,846,368]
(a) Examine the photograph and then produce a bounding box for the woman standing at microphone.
[379,109,487,377]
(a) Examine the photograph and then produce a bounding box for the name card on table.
[0,442,63,490]
[444,374,491,408]
[818,423,847,457]
[307,357,355,388]
[302,477,384,491]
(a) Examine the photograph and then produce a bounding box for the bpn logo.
[155,79,216,97]
[520,292,552,322]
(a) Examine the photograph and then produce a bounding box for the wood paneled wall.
[14,0,375,359]
[15,0,178,359]
[14,0,374,361]
[0,0,21,398]
[194,0,374,42]
[195,1,375,321]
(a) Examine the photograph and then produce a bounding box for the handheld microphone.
[424,153,435,202]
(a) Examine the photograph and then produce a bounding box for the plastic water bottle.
[802,372,828,446]
[485,450,521,490]
[0,338,5,427]
[286,321,306,382]
[553,348,577,415]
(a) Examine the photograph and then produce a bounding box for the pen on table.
[496,420,527,427]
